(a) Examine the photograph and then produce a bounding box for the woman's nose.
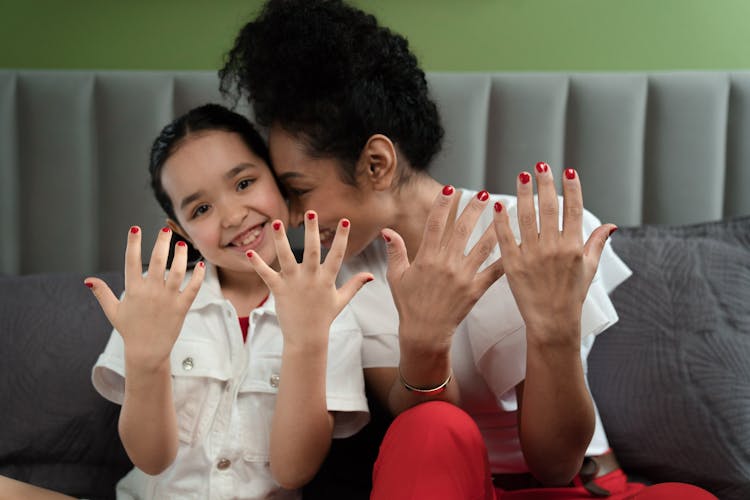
[288,202,305,228]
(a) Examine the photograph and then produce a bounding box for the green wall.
[2,0,749,71]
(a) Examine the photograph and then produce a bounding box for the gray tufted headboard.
[1,70,749,275]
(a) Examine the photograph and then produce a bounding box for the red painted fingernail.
[442,185,454,196]
[342,219,350,228]
[307,212,315,220]
[494,201,503,213]
[365,277,374,283]
[84,281,93,288]
[477,190,489,202]
[177,241,186,247]
[519,172,531,184]
[162,227,170,233]
[565,168,576,180]
[382,233,391,243]
[273,221,281,231]
[609,226,618,236]
[536,162,549,173]
[198,261,205,268]
[130,226,139,234]
[246,251,254,258]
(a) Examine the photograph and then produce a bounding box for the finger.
[146,227,173,283]
[336,272,374,308]
[303,211,321,269]
[271,219,297,270]
[417,185,455,259]
[534,162,559,239]
[516,171,538,248]
[166,240,189,291]
[322,219,350,279]
[448,189,491,255]
[83,277,120,327]
[465,221,498,271]
[124,226,143,290]
[246,249,281,289]
[583,224,618,262]
[180,260,206,308]
[561,168,584,242]
[475,258,505,293]
[382,228,409,288]
[492,200,520,260]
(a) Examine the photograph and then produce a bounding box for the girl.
[219,1,717,499]
[85,103,372,499]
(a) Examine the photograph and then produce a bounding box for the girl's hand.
[492,163,617,344]
[84,226,205,370]
[246,212,372,348]
[383,186,504,354]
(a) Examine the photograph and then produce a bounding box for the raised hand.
[492,163,617,343]
[84,226,205,369]
[245,211,372,348]
[383,186,504,354]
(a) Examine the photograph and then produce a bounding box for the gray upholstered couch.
[1,71,749,499]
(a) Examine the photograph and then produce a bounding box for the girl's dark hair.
[149,103,271,262]
[219,0,444,184]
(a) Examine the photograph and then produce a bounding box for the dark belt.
[491,451,620,497]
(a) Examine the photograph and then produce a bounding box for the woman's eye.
[237,178,254,191]
[192,204,210,218]
[287,187,310,197]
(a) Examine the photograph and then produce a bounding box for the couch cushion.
[588,216,750,500]
[0,271,131,499]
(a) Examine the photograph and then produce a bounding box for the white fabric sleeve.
[91,328,126,405]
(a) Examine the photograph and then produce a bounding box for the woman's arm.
[85,226,204,475]
[248,213,372,489]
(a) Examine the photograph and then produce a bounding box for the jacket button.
[182,357,194,371]
[269,374,280,388]
[217,458,231,470]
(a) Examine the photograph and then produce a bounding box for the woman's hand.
[85,226,205,370]
[246,211,372,348]
[492,164,616,345]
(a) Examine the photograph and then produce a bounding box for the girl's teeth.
[235,227,262,246]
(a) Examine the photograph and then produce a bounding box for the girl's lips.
[228,223,266,252]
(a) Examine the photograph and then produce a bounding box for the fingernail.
[382,233,391,243]
[365,277,374,283]
[130,226,139,234]
[494,201,503,213]
[608,226,618,236]
[272,221,281,231]
[565,168,576,180]
[519,172,531,184]
[536,162,549,173]
[341,219,350,228]
[442,185,455,196]
[177,241,186,247]
[198,261,205,268]
[246,251,254,259]
[307,212,316,220]
[162,227,170,233]
[477,190,489,202]
[84,281,93,289]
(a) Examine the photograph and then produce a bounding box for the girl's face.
[161,130,288,275]
[268,126,388,259]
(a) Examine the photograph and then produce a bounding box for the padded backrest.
[1,70,749,275]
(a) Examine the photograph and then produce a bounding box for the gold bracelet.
[398,367,453,395]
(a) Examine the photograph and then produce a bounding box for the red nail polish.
[307,212,315,220]
[198,261,205,268]
[162,227,170,233]
[536,162,549,173]
[494,202,503,213]
[519,172,531,184]
[365,277,374,283]
[177,241,186,247]
[272,221,281,231]
[442,185,454,196]
[609,226,618,236]
[84,282,93,289]
[565,168,576,180]
[246,251,254,258]
[342,219,350,228]
[130,226,139,234]
[477,190,489,202]
[382,234,391,243]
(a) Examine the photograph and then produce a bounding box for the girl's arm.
[247,213,371,489]
[369,187,504,416]
[492,165,616,485]
[85,226,204,475]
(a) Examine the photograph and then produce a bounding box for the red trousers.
[371,401,716,500]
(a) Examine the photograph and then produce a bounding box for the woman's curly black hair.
[219,0,444,184]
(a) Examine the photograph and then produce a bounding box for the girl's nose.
[221,205,247,228]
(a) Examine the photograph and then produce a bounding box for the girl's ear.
[357,134,397,191]
[166,218,191,243]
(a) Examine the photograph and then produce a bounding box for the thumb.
[83,277,120,327]
[381,228,409,287]
[337,272,374,306]
[583,224,618,278]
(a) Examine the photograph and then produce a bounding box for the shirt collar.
[189,262,276,316]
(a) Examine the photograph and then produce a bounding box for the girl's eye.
[192,204,210,218]
[237,178,254,191]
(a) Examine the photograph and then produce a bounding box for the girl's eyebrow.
[179,163,258,210]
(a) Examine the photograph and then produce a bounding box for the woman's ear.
[167,219,191,243]
[358,134,397,191]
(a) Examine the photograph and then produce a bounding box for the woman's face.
[268,125,387,259]
[161,130,289,274]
